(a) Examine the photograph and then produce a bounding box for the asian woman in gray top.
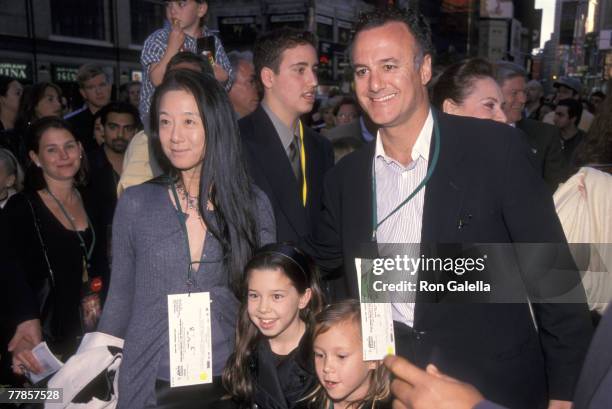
[97,70,276,409]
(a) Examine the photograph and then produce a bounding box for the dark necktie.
[288,134,302,183]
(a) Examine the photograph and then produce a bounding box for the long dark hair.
[222,243,325,405]
[15,82,63,130]
[24,116,87,191]
[306,300,390,409]
[149,69,260,294]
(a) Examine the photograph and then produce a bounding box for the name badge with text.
[168,292,213,387]
[355,258,396,360]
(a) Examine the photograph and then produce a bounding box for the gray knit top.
[97,181,275,409]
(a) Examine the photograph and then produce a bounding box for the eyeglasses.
[337,112,359,120]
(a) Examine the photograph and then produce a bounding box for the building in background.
[0,0,164,108]
[207,0,375,85]
[549,0,608,92]
[409,1,542,71]
[0,0,550,103]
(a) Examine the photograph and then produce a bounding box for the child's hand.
[168,19,185,53]
[213,64,229,83]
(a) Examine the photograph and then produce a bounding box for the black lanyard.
[371,113,441,242]
[45,188,96,266]
[170,183,203,290]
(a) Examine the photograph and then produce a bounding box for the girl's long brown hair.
[222,244,325,405]
[305,300,390,409]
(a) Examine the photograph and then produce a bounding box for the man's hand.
[167,19,185,53]
[384,355,484,409]
[547,400,572,409]
[213,64,229,83]
[8,319,44,375]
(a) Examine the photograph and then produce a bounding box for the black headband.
[256,243,310,278]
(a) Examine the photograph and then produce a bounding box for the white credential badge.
[355,258,396,360]
[168,292,213,387]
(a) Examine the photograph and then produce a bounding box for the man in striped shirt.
[310,7,592,409]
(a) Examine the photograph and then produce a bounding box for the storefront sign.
[52,65,79,83]
[0,62,32,81]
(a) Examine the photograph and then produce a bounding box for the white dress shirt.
[374,109,433,327]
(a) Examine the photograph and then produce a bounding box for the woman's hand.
[8,319,44,375]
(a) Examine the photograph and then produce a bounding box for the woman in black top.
[2,117,104,378]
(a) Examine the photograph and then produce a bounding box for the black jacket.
[307,112,593,408]
[250,334,317,409]
[239,106,334,244]
[516,118,568,190]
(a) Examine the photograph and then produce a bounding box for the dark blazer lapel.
[302,128,317,212]
[246,106,307,234]
[416,112,467,315]
[350,142,377,248]
[341,142,377,298]
[421,111,467,244]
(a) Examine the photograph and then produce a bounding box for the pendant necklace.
[175,183,201,219]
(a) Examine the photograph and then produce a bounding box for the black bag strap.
[25,195,56,288]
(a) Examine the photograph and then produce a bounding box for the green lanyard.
[371,112,441,242]
[170,182,202,290]
[45,188,96,267]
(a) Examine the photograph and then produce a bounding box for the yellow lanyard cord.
[298,121,307,206]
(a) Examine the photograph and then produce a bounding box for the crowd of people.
[1,1,611,409]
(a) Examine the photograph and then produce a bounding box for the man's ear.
[420,54,432,85]
[79,87,87,101]
[260,67,275,90]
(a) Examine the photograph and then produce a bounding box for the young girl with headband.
[307,300,391,409]
[223,243,325,409]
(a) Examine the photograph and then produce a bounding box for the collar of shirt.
[375,109,433,169]
[262,101,298,152]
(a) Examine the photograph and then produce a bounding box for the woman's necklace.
[46,188,77,221]
[175,183,201,219]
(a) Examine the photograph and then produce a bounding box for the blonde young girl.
[223,243,325,409]
[309,300,390,409]
[0,148,23,209]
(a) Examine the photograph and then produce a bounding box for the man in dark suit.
[383,305,612,409]
[239,28,334,244]
[308,8,592,409]
[495,61,568,191]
